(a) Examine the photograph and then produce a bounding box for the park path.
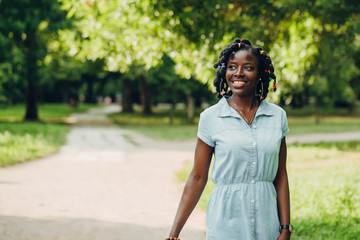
[0,105,205,240]
[1,105,360,240]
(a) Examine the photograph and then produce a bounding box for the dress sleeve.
[281,109,289,138]
[197,111,215,147]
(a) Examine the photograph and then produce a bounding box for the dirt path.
[1,105,359,240]
[0,105,205,240]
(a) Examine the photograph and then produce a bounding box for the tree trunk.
[84,74,95,103]
[169,102,176,125]
[122,77,134,112]
[24,33,39,121]
[138,74,152,115]
[186,93,194,124]
[25,77,39,121]
[315,96,320,125]
[348,92,356,115]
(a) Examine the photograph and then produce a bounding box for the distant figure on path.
[167,39,292,240]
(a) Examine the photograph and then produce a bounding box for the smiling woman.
[168,39,292,240]
[225,50,259,97]
[214,39,277,101]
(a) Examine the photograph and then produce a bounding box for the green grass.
[0,103,97,122]
[110,106,360,141]
[176,141,360,239]
[284,105,360,117]
[0,103,98,166]
[0,122,69,166]
[288,116,360,135]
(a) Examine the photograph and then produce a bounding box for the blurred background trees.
[1,0,359,121]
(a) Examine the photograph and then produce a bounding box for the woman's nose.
[234,66,243,77]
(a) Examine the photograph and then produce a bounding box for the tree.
[271,0,360,113]
[151,0,360,113]
[60,0,182,114]
[0,0,69,120]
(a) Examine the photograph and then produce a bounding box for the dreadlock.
[213,38,277,100]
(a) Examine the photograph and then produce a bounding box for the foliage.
[147,54,214,107]
[151,0,360,108]
[177,141,360,239]
[271,1,360,107]
[148,0,278,82]
[0,0,70,120]
[1,0,360,117]
[59,0,177,72]
[0,122,68,166]
[0,103,98,166]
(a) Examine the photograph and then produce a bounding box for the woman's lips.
[231,80,246,88]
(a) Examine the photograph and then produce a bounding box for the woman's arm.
[274,137,291,240]
[168,138,214,238]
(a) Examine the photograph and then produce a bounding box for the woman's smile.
[230,80,246,88]
[226,50,259,97]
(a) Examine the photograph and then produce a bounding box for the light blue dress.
[197,97,289,240]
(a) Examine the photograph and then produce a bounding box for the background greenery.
[0,0,359,121]
[0,103,98,122]
[0,104,95,166]
[0,122,67,166]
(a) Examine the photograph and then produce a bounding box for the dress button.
[251,199,255,203]
[252,161,256,165]
[252,142,256,146]
[251,219,254,223]
[253,124,256,128]
[251,180,255,183]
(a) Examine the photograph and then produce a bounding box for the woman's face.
[226,50,259,98]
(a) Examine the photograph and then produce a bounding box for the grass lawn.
[0,103,97,166]
[0,122,68,166]
[0,103,97,122]
[110,106,360,141]
[288,116,360,135]
[176,141,360,240]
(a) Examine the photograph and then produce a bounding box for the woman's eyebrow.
[228,61,254,65]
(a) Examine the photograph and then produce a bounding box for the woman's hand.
[277,230,291,240]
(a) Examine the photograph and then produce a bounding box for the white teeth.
[234,81,242,84]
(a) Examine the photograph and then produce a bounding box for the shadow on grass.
[0,215,205,240]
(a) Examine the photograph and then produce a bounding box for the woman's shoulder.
[200,98,225,118]
[262,100,287,115]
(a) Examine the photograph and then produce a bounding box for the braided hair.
[213,38,277,100]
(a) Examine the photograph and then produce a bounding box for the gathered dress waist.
[215,179,273,187]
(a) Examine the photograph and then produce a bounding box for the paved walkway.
[0,105,359,240]
[0,105,205,240]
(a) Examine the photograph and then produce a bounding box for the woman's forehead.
[229,49,257,62]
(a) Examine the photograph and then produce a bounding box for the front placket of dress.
[249,116,258,240]
[231,105,259,240]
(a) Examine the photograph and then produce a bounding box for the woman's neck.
[229,95,259,112]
